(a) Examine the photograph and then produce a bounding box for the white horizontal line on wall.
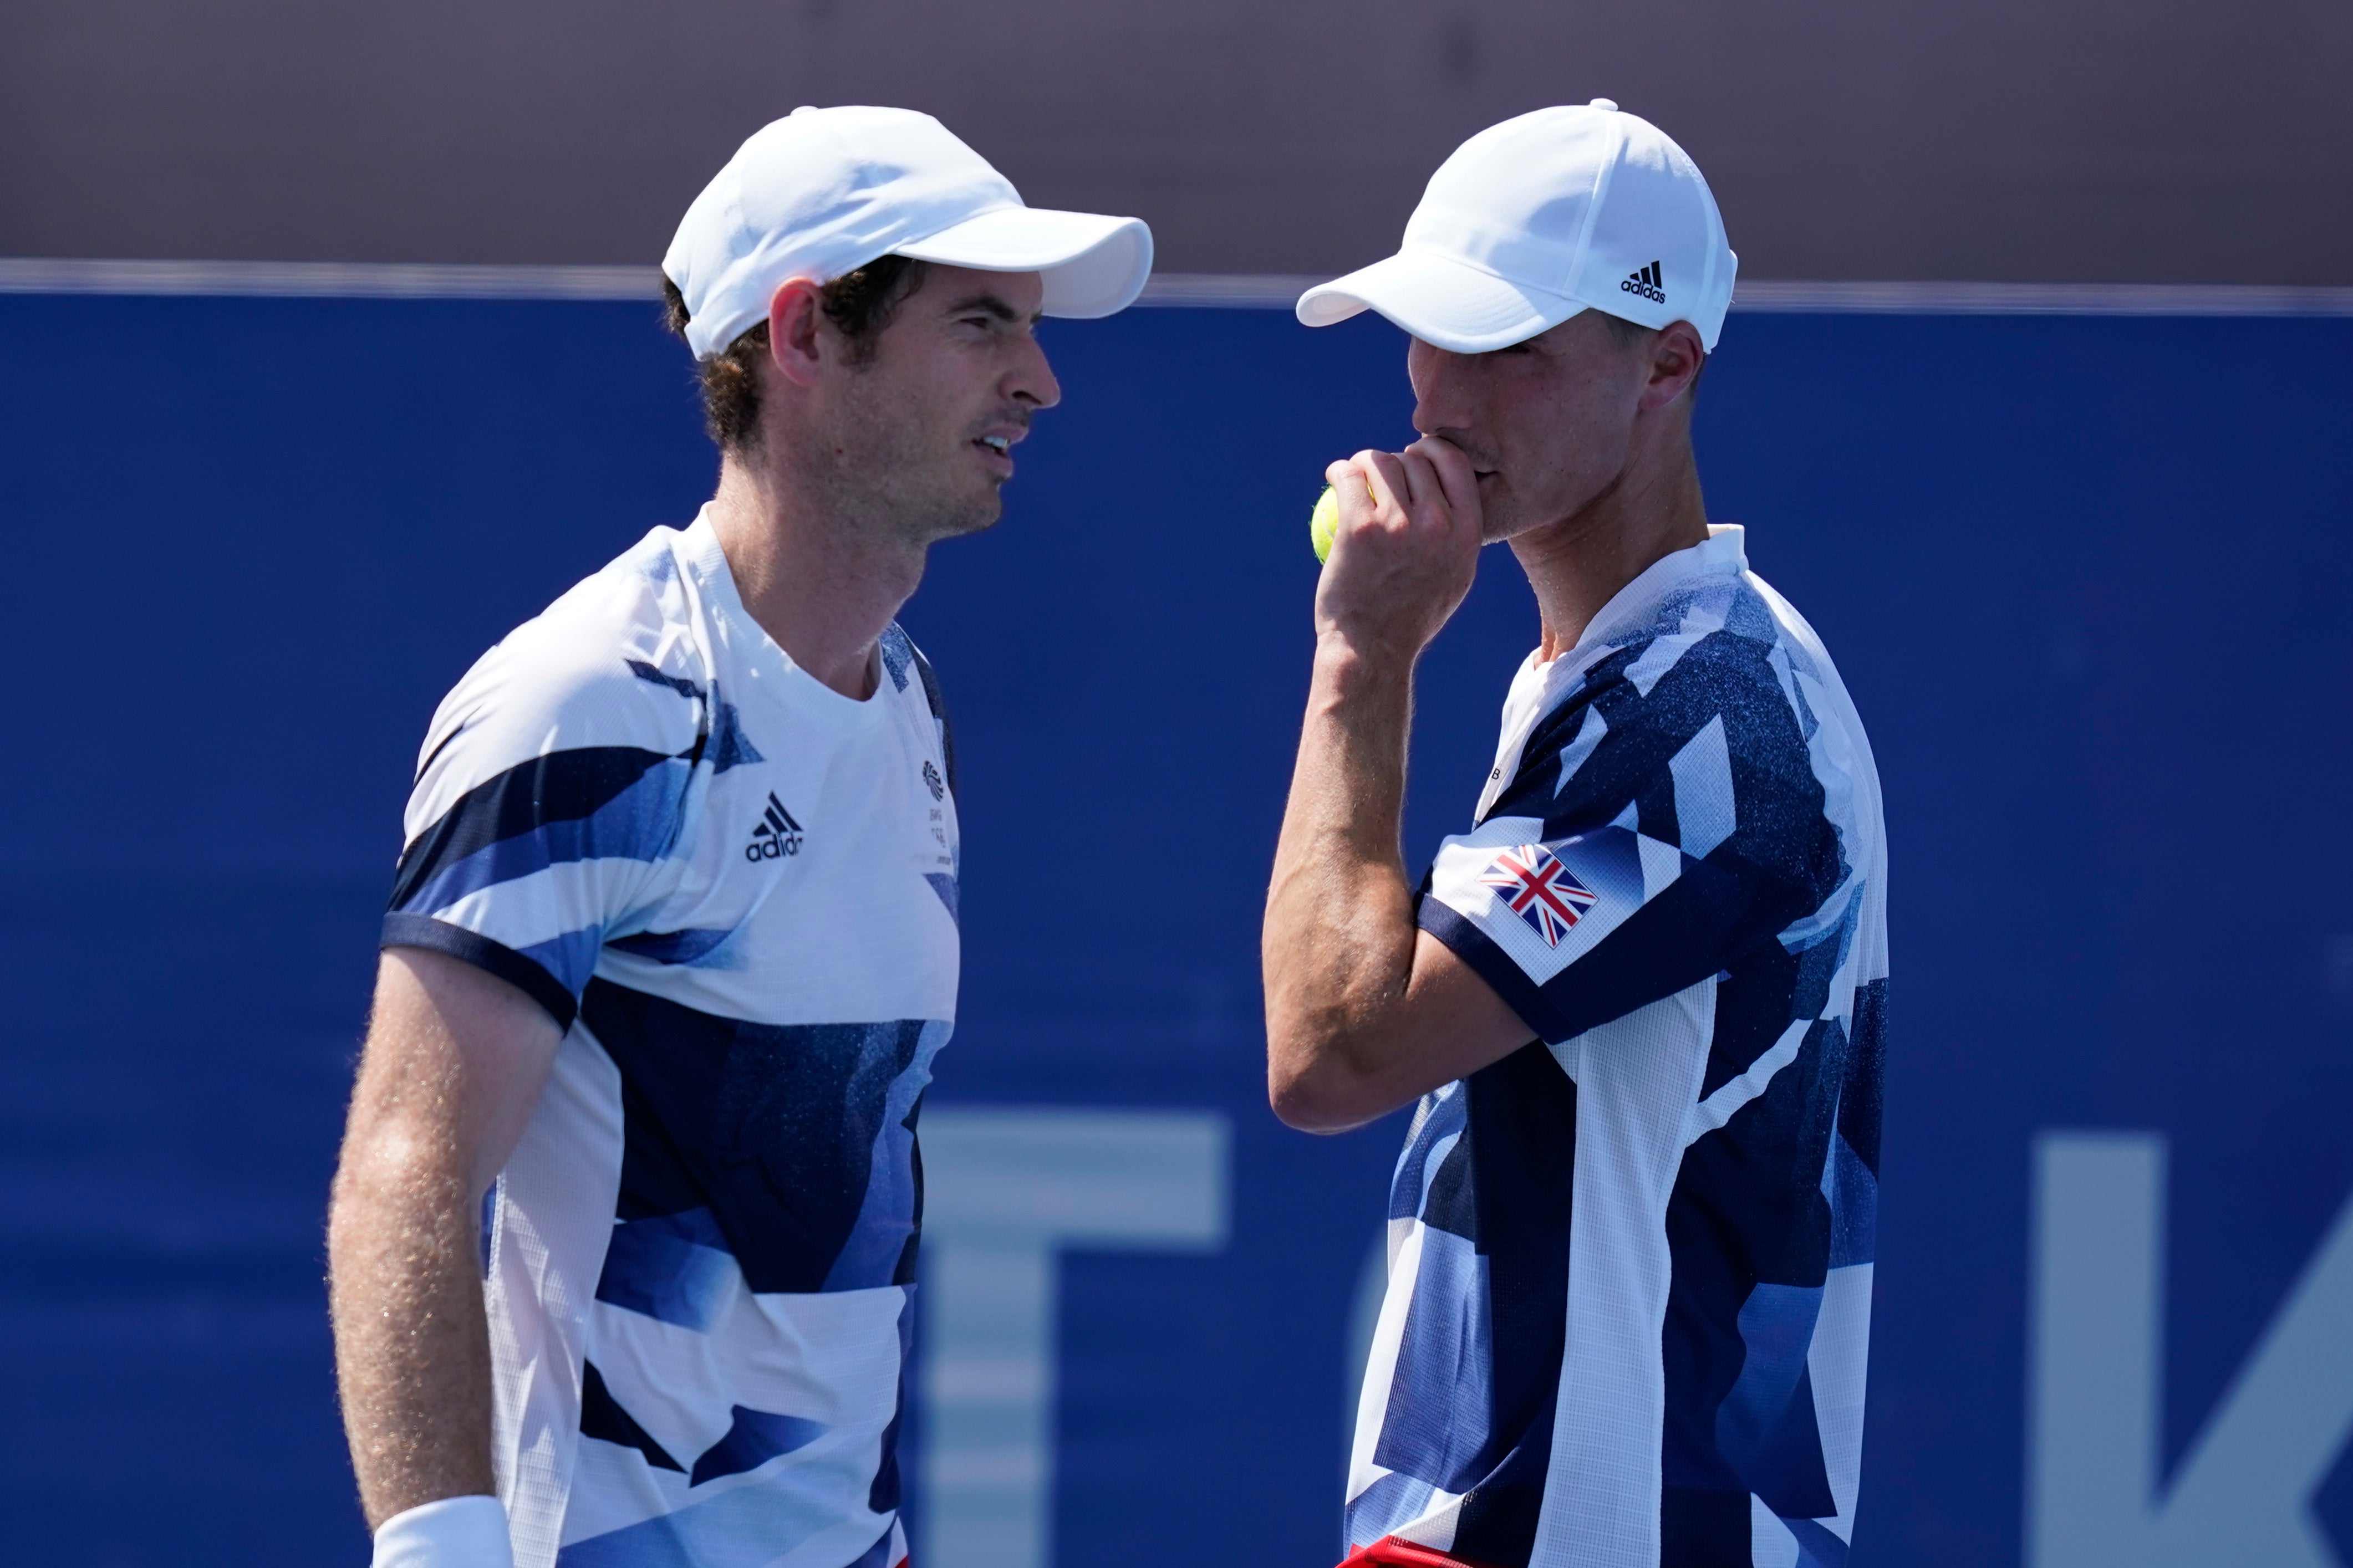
[1142,275,2353,315]
[1730,278,2353,316]
[3,258,2351,317]
[0,257,656,300]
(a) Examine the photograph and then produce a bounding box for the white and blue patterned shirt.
[1349,527,1888,1568]
[385,509,958,1568]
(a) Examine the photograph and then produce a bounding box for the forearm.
[1264,634,1424,1126]
[328,1135,498,1528]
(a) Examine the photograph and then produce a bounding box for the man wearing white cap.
[328,106,1150,1568]
[1263,104,1887,1568]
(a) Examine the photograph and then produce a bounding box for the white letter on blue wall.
[918,1108,1231,1568]
[2028,1130,2353,1567]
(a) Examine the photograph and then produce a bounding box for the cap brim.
[1295,249,1585,353]
[895,206,1153,318]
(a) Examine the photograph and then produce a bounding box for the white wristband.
[371,1495,516,1568]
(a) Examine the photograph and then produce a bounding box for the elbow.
[1271,1090,1362,1136]
[327,1121,471,1255]
[1266,1031,1386,1135]
[1267,1072,1337,1133]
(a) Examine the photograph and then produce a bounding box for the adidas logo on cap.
[1620,261,1666,305]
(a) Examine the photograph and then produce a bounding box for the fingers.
[1364,450,1415,515]
[1329,446,1473,535]
[1321,443,1480,571]
[1407,436,1481,530]
[1332,450,1403,516]
[1308,443,1484,660]
[1328,458,1375,533]
[1396,447,1447,523]
[1326,456,1380,503]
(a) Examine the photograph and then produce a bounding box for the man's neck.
[704,452,928,702]
[1511,442,1712,662]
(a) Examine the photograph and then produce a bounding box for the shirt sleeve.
[381,636,706,1030]
[1418,631,1847,1045]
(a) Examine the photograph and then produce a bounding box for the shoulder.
[414,529,711,801]
[878,622,956,792]
[1515,575,1846,880]
[1531,577,1801,778]
[877,624,945,711]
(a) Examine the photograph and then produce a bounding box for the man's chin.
[1471,474,1520,544]
[1478,496,1525,545]
[928,491,1004,543]
[1483,509,1571,548]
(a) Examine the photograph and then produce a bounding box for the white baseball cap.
[664,105,1154,360]
[1296,101,1736,354]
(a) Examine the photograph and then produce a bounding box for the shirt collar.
[1569,523,1746,658]
[1520,524,1747,700]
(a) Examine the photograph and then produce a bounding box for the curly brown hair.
[661,254,932,451]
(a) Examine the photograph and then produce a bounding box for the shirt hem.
[383,912,579,1030]
[1418,900,1572,1046]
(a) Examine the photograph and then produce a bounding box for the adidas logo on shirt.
[745,793,804,862]
[1619,261,1666,304]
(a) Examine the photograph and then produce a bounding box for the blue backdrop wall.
[3,293,2351,1567]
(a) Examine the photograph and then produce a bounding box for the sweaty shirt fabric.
[1348,526,1888,1568]
[385,510,958,1568]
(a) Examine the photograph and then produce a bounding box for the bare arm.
[328,946,563,1528]
[1264,444,1544,1133]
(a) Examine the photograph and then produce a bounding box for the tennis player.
[1263,103,1888,1567]
[327,107,1150,1568]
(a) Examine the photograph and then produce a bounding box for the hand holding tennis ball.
[1309,468,1397,563]
[1305,443,1484,660]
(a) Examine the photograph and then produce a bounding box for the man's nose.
[1010,334,1062,410]
[1407,338,1463,435]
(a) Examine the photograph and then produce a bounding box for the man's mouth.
[970,412,1031,474]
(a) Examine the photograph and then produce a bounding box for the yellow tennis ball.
[1310,484,1340,564]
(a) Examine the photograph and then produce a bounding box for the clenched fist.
[1315,436,1484,665]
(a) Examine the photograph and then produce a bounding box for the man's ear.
[766,278,828,390]
[1638,320,1707,412]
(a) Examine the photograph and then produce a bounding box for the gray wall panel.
[3,0,2346,282]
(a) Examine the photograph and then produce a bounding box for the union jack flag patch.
[1478,843,1598,948]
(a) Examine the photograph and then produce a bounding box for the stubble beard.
[814,380,1004,552]
[1484,416,1642,549]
